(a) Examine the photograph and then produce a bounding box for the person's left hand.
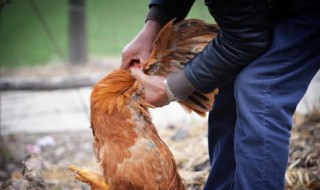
[130,67,169,107]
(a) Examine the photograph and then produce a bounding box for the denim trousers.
[203,12,320,190]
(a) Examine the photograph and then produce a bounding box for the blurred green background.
[0,0,214,68]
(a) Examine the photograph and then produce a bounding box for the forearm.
[168,0,273,97]
[183,37,270,94]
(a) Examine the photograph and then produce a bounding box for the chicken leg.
[67,164,109,190]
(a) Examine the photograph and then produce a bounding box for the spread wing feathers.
[144,19,220,117]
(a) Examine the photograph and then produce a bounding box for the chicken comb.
[143,19,220,117]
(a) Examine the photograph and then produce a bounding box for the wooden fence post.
[68,0,87,65]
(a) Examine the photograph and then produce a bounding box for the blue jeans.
[204,12,320,190]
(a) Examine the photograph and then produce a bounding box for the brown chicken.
[67,19,219,190]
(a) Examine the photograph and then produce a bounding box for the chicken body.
[89,70,185,190]
[68,19,219,190]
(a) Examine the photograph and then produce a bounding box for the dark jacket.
[147,0,320,95]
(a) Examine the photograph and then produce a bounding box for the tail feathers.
[178,89,219,117]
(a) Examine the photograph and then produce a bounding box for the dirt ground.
[0,132,95,189]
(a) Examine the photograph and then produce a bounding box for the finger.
[130,68,147,85]
[122,59,141,70]
[130,62,141,69]
[121,47,133,70]
[121,62,129,70]
[139,53,150,68]
[130,59,141,68]
[121,56,131,70]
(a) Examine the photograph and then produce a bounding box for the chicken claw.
[67,164,109,190]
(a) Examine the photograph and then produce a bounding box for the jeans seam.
[261,73,274,189]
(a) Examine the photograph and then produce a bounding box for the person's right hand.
[121,20,161,69]
[130,67,169,107]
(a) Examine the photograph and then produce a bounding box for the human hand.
[121,20,161,69]
[130,67,169,107]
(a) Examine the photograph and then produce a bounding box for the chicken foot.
[67,164,109,190]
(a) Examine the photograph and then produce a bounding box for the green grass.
[0,0,213,68]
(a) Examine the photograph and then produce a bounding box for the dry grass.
[285,102,320,190]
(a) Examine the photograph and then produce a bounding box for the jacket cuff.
[167,71,196,100]
[146,5,175,27]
